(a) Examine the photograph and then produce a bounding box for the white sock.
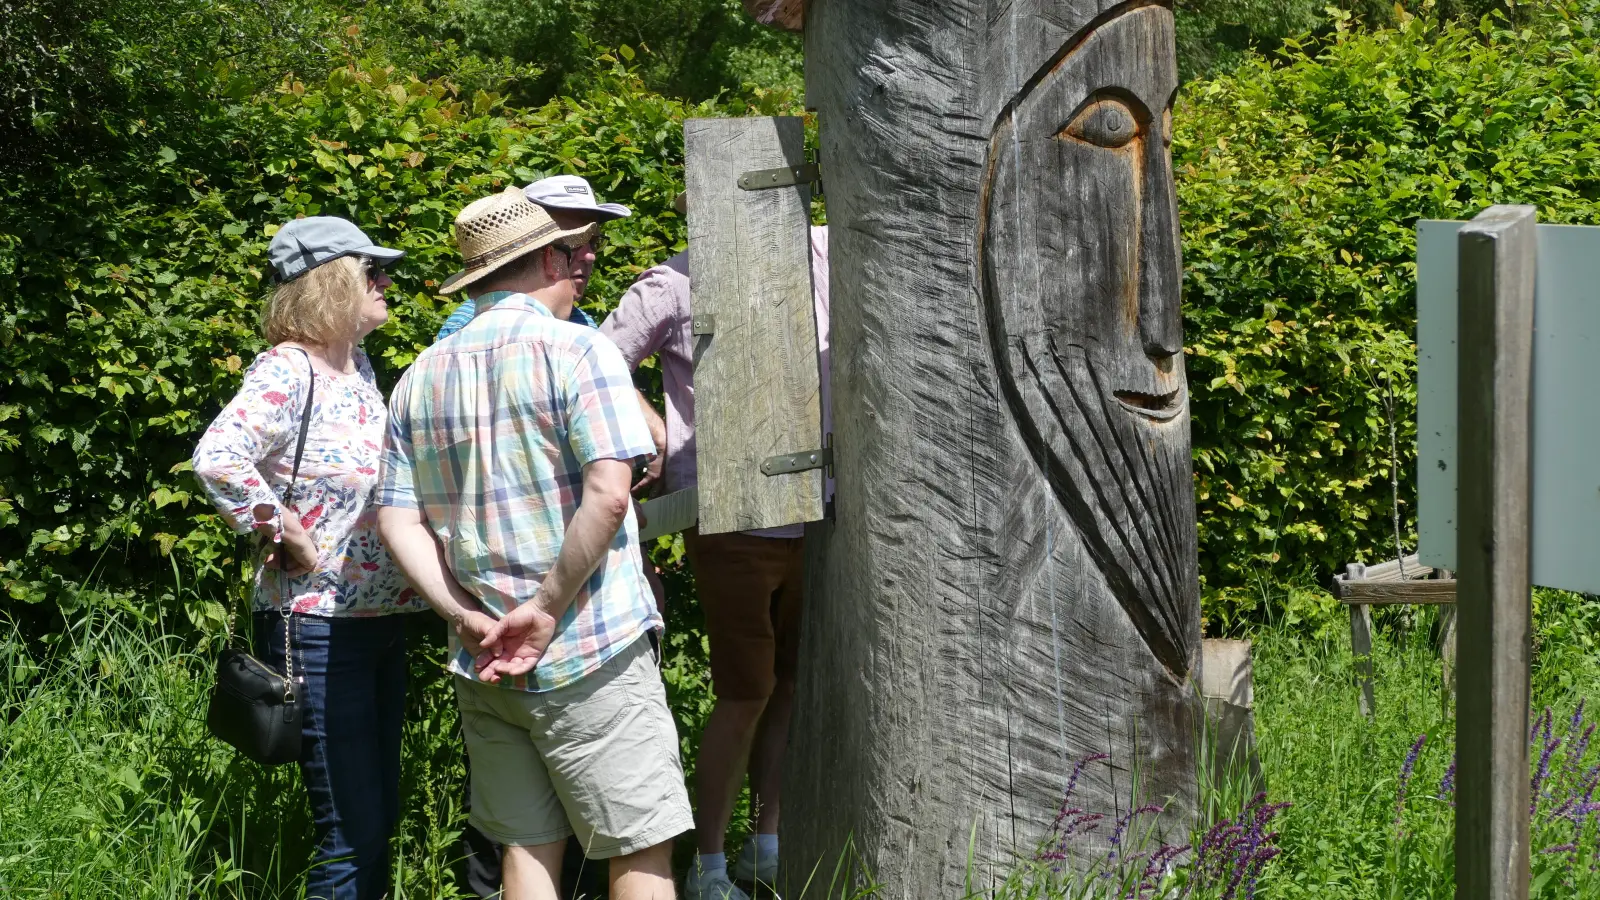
[695,852,728,875]
[744,833,779,860]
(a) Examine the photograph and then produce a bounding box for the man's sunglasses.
[552,234,606,268]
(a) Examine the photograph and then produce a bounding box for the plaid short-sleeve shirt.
[378,292,659,692]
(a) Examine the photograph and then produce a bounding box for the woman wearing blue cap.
[192,216,427,899]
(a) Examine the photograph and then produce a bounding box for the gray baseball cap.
[524,175,631,221]
[267,216,405,282]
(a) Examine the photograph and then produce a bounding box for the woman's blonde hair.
[262,256,366,346]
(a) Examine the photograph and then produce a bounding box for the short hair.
[469,245,562,298]
[262,256,365,345]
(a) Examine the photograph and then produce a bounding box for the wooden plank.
[787,3,1200,893]
[1336,581,1457,605]
[637,487,698,542]
[1440,604,1458,718]
[1350,603,1375,718]
[685,116,824,535]
[1343,554,1432,583]
[1454,205,1536,900]
[1200,639,1261,793]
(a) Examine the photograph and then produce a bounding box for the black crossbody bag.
[206,352,316,766]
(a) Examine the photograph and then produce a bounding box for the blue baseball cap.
[267,216,405,282]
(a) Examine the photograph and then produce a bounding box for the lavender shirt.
[600,225,831,539]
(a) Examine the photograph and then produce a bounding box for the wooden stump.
[786,1,1201,892]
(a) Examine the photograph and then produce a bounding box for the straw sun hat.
[439,186,597,295]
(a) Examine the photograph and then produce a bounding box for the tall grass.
[0,609,471,899]
[6,589,1600,897]
[1249,590,1600,899]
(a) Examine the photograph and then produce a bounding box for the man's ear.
[540,245,564,282]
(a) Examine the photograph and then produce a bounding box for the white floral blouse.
[192,346,424,617]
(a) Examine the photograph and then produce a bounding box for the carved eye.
[1060,99,1139,149]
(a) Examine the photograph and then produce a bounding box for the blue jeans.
[255,612,409,900]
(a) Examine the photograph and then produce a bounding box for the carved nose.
[1137,136,1183,360]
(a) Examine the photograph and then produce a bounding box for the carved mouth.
[1113,387,1185,420]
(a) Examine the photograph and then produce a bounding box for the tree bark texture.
[785,1,1201,894]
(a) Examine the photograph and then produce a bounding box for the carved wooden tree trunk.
[784,1,1202,893]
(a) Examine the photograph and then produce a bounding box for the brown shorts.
[683,528,805,702]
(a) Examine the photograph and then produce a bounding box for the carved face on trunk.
[978,4,1199,677]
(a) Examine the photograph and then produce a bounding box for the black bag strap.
[281,348,317,508]
[275,348,316,703]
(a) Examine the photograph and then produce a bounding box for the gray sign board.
[1416,221,1600,593]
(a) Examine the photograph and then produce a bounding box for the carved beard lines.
[975,141,1194,679]
[1012,339,1191,678]
[1051,346,1190,663]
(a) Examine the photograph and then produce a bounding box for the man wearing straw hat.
[377,186,691,900]
[440,174,661,900]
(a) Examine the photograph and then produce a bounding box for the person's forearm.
[535,489,629,621]
[635,389,666,450]
[377,507,482,626]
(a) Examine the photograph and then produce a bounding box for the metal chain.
[281,591,295,704]
[278,512,296,705]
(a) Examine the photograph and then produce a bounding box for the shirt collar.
[473,291,594,328]
[473,291,553,319]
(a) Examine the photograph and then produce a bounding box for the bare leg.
[748,677,794,835]
[694,696,770,853]
[610,840,677,899]
[502,840,565,900]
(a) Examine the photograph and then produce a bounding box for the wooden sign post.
[1453,205,1536,900]
[786,1,1201,893]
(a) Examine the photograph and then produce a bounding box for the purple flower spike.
[1534,731,1561,810]
[1064,752,1110,802]
[1395,733,1427,828]
[1439,756,1457,802]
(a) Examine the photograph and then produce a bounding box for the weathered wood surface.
[1339,554,1434,583]
[1337,581,1457,605]
[636,487,698,542]
[1440,603,1458,716]
[786,2,1200,893]
[685,116,825,534]
[1200,639,1260,792]
[1455,205,1536,900]
[1349,602,1376,718]
[1334,556,1457,716]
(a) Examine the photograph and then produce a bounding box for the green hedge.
[4,3,1600,641]
[0,51,796,630]
[1176,2,1600,627]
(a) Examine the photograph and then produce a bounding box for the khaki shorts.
[684,528,805,702]
[454,636,692,857]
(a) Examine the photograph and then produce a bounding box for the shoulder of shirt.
[423,304,605,353]
[633,253,690,292]
[248,345,309,377]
